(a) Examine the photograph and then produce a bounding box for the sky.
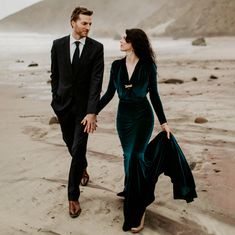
[0,0,41,20]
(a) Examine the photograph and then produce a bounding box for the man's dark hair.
[70,7,93,22]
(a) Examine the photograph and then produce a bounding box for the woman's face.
[120,35,133,52]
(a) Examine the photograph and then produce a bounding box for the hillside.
[139,0,235,37]
[0,0,165,36]
[0,0,235,37]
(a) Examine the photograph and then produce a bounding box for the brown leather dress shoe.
[69,201,81,218]
[81,169,89,186]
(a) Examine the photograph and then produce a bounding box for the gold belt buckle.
[124,84,132,89]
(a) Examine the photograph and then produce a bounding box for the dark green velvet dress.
[97,58,197,231]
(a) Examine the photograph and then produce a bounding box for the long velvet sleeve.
[148,63,167,124]
[96,63,116,114]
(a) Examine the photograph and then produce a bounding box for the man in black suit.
[50,7,104,218]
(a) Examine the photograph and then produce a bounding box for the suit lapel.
[63,35,73,77]
[79,37,93,62]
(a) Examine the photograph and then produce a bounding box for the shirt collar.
[70,34,86,46]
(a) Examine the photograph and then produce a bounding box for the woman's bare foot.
[131,212,145,233]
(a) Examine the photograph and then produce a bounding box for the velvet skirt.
[116,98,197,231]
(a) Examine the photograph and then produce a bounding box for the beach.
[0,33,235,235]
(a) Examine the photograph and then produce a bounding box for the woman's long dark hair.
[125,28,156,63]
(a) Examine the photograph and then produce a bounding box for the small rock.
[194,117,208,124]
[28,62,38,67]
[16,59,24,63]
[210,75,218,79]
[214,67,220,70]
[192,77,198,81]
[47,70,51,73]
[47,79,51,84]
[201,189,207,192]
[163,79,184,84]
[49,116,59,125]
[192,37,207,46]
[213,169,221,173]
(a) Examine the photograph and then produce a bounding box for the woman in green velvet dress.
[89,29,197,233]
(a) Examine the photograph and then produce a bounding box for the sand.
[0,36,235,235]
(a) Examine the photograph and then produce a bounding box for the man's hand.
[81,114,97,133]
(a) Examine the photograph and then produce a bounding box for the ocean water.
[0,32,190,100]
[0,32,194,58]
[0,32,55,55]
[0,33,233,100]
[0,32,122,57]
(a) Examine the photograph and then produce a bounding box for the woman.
[83,29,197,232]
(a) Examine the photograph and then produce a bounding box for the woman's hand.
[161,123,171,139]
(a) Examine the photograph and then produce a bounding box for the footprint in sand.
[112,215,121,223]
[146,210,211,235]
[94,202,111,215]
[23,126,48,140]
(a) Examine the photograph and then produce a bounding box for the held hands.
[161,123,171,139]
[81,114,97,133]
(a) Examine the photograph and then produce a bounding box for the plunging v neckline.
[124,57,140,83]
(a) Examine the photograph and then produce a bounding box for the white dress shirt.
[70,34,86,63]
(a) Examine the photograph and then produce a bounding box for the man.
[50,7,104,218]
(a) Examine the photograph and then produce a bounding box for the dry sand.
[0,36,235,235]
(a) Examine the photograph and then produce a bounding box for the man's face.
[71,14,92,38]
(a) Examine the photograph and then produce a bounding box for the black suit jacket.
[50,35,104,116]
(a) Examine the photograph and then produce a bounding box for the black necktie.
[72,41,80,71]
